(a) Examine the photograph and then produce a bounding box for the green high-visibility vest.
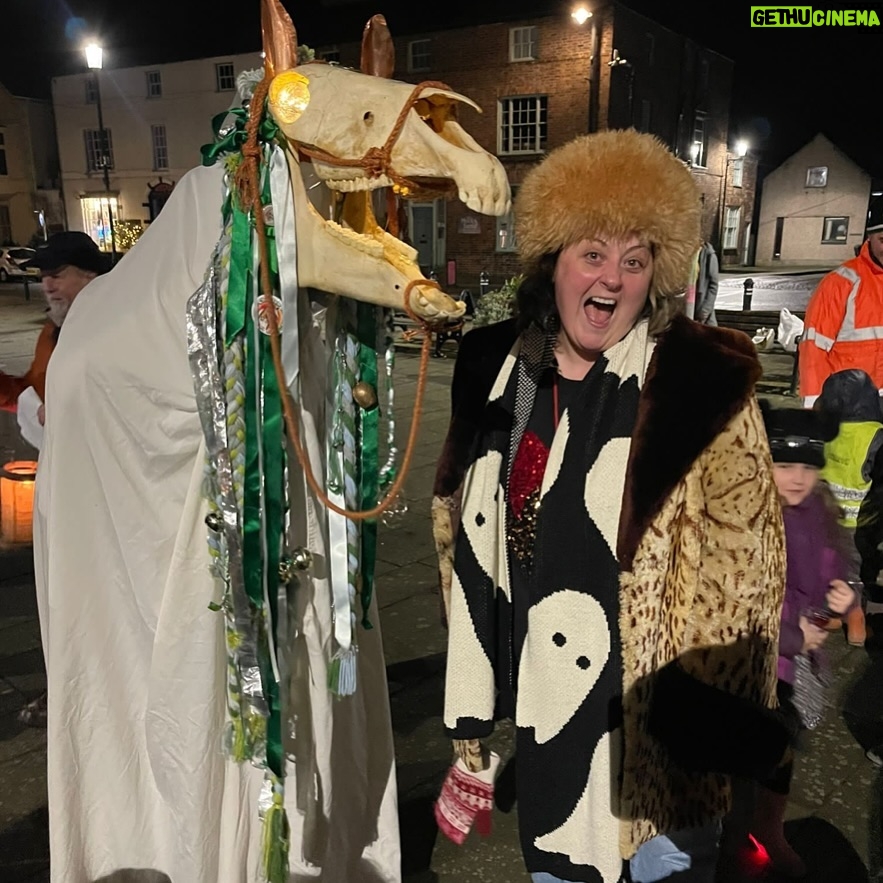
[821,421,883,528]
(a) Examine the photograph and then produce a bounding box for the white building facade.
[52,50,262,251]
[756,133,872,266]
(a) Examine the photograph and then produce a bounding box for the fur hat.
[760,401,839,468]
[514,130,701,297]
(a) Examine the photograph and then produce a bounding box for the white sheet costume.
[33,164,400,883]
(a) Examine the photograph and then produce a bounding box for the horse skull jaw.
[290,156,464,322]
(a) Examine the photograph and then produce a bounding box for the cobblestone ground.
[0,284,878,882]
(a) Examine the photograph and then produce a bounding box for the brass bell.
[292,547,313,571]
[278,556,295,584]
[352,381,378,410]
[205,511,221,532]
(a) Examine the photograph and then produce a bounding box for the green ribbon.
[357,302,379,629]
[226,205,252,345]
[201,106,280,168]
[239,156,286,779]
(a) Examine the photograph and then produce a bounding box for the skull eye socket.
[414,96,458,134]
[364,111,374,125]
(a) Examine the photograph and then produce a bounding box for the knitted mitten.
[434,750,500,845]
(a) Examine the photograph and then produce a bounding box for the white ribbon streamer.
[269,146,300,395]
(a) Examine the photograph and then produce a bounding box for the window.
[499,96,548,155]
[691,113,708,168]
[638,100,651,133]
[84,128,114,172]
[646,33,655,66]
[723,206,741,250]
[0,131,6,176]
[510,26,538,62]
[80,196,121,253]
[151,125,169,170]
[806,166,828,188]
[408,39,431,72]
[216,62,236,92]
[495,185,519,253]
[85,77,98,104]
[0,205,10,244]
[732,157,744,188]
[146,70,162,98]
[319,46,340,63]
[822,216,849,243]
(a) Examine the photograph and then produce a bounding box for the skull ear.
[360,14,395,78]
[262,0,298,78]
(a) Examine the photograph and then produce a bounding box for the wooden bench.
[392,312,465,357]
[716,309,804,396]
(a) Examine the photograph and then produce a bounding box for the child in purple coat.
[757,404,857,876]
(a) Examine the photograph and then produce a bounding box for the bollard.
[479,270,490,299]
[22,279,30,302]
[742,278,754,311]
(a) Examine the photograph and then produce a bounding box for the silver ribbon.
[187,252,268,721]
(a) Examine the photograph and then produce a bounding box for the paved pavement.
[0,282,879,882]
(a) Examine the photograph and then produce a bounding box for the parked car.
[0,246,39,283]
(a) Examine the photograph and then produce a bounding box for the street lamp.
[571,4,599,132]
[571,4,593,25]
[84,41,116,262]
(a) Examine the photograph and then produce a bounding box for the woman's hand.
[826,579,856,615]
[799,616,828,653]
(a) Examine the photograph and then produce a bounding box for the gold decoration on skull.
[269,72,311,126]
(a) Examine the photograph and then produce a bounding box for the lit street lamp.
[571,4,593,25]
[84,41,116,262]
[571,4,599,132]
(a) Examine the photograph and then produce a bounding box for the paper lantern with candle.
[1,460,38,544]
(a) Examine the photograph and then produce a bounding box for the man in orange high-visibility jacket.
[800,206,883,406]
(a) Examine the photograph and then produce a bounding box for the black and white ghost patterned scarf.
[444,318,653,882]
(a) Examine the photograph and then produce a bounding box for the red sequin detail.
[509,431,550,519]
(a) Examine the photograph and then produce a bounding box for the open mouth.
[584,296,616,328]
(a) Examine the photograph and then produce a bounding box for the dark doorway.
[773,216,785,261]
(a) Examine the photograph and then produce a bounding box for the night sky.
[2,0,879,175]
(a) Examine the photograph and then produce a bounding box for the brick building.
[315,2,747,285]
[48,2,751,277]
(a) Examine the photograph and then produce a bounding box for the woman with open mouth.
[433,129,794,883]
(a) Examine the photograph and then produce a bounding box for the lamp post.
[84,42,116,262]
[571,4,599,133]
[717,139,749,256]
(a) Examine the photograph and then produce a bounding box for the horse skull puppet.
[193,5,511,878]
[32,4,509,883]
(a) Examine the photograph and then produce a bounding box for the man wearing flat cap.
[0,232,111,418]
[800,203,883,405]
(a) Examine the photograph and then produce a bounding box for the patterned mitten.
[434,750,501,845]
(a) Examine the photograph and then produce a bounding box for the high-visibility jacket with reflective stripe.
[799,242,883,397]
[821,420,883,528]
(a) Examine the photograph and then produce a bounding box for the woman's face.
[773,462,819,507]
[553,235,654,370]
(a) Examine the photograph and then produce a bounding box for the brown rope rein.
[291,79,455,196]
[236,75,445,522]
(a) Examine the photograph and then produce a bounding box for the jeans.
[529,820,721,883]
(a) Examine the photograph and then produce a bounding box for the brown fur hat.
[515,130,701,298]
